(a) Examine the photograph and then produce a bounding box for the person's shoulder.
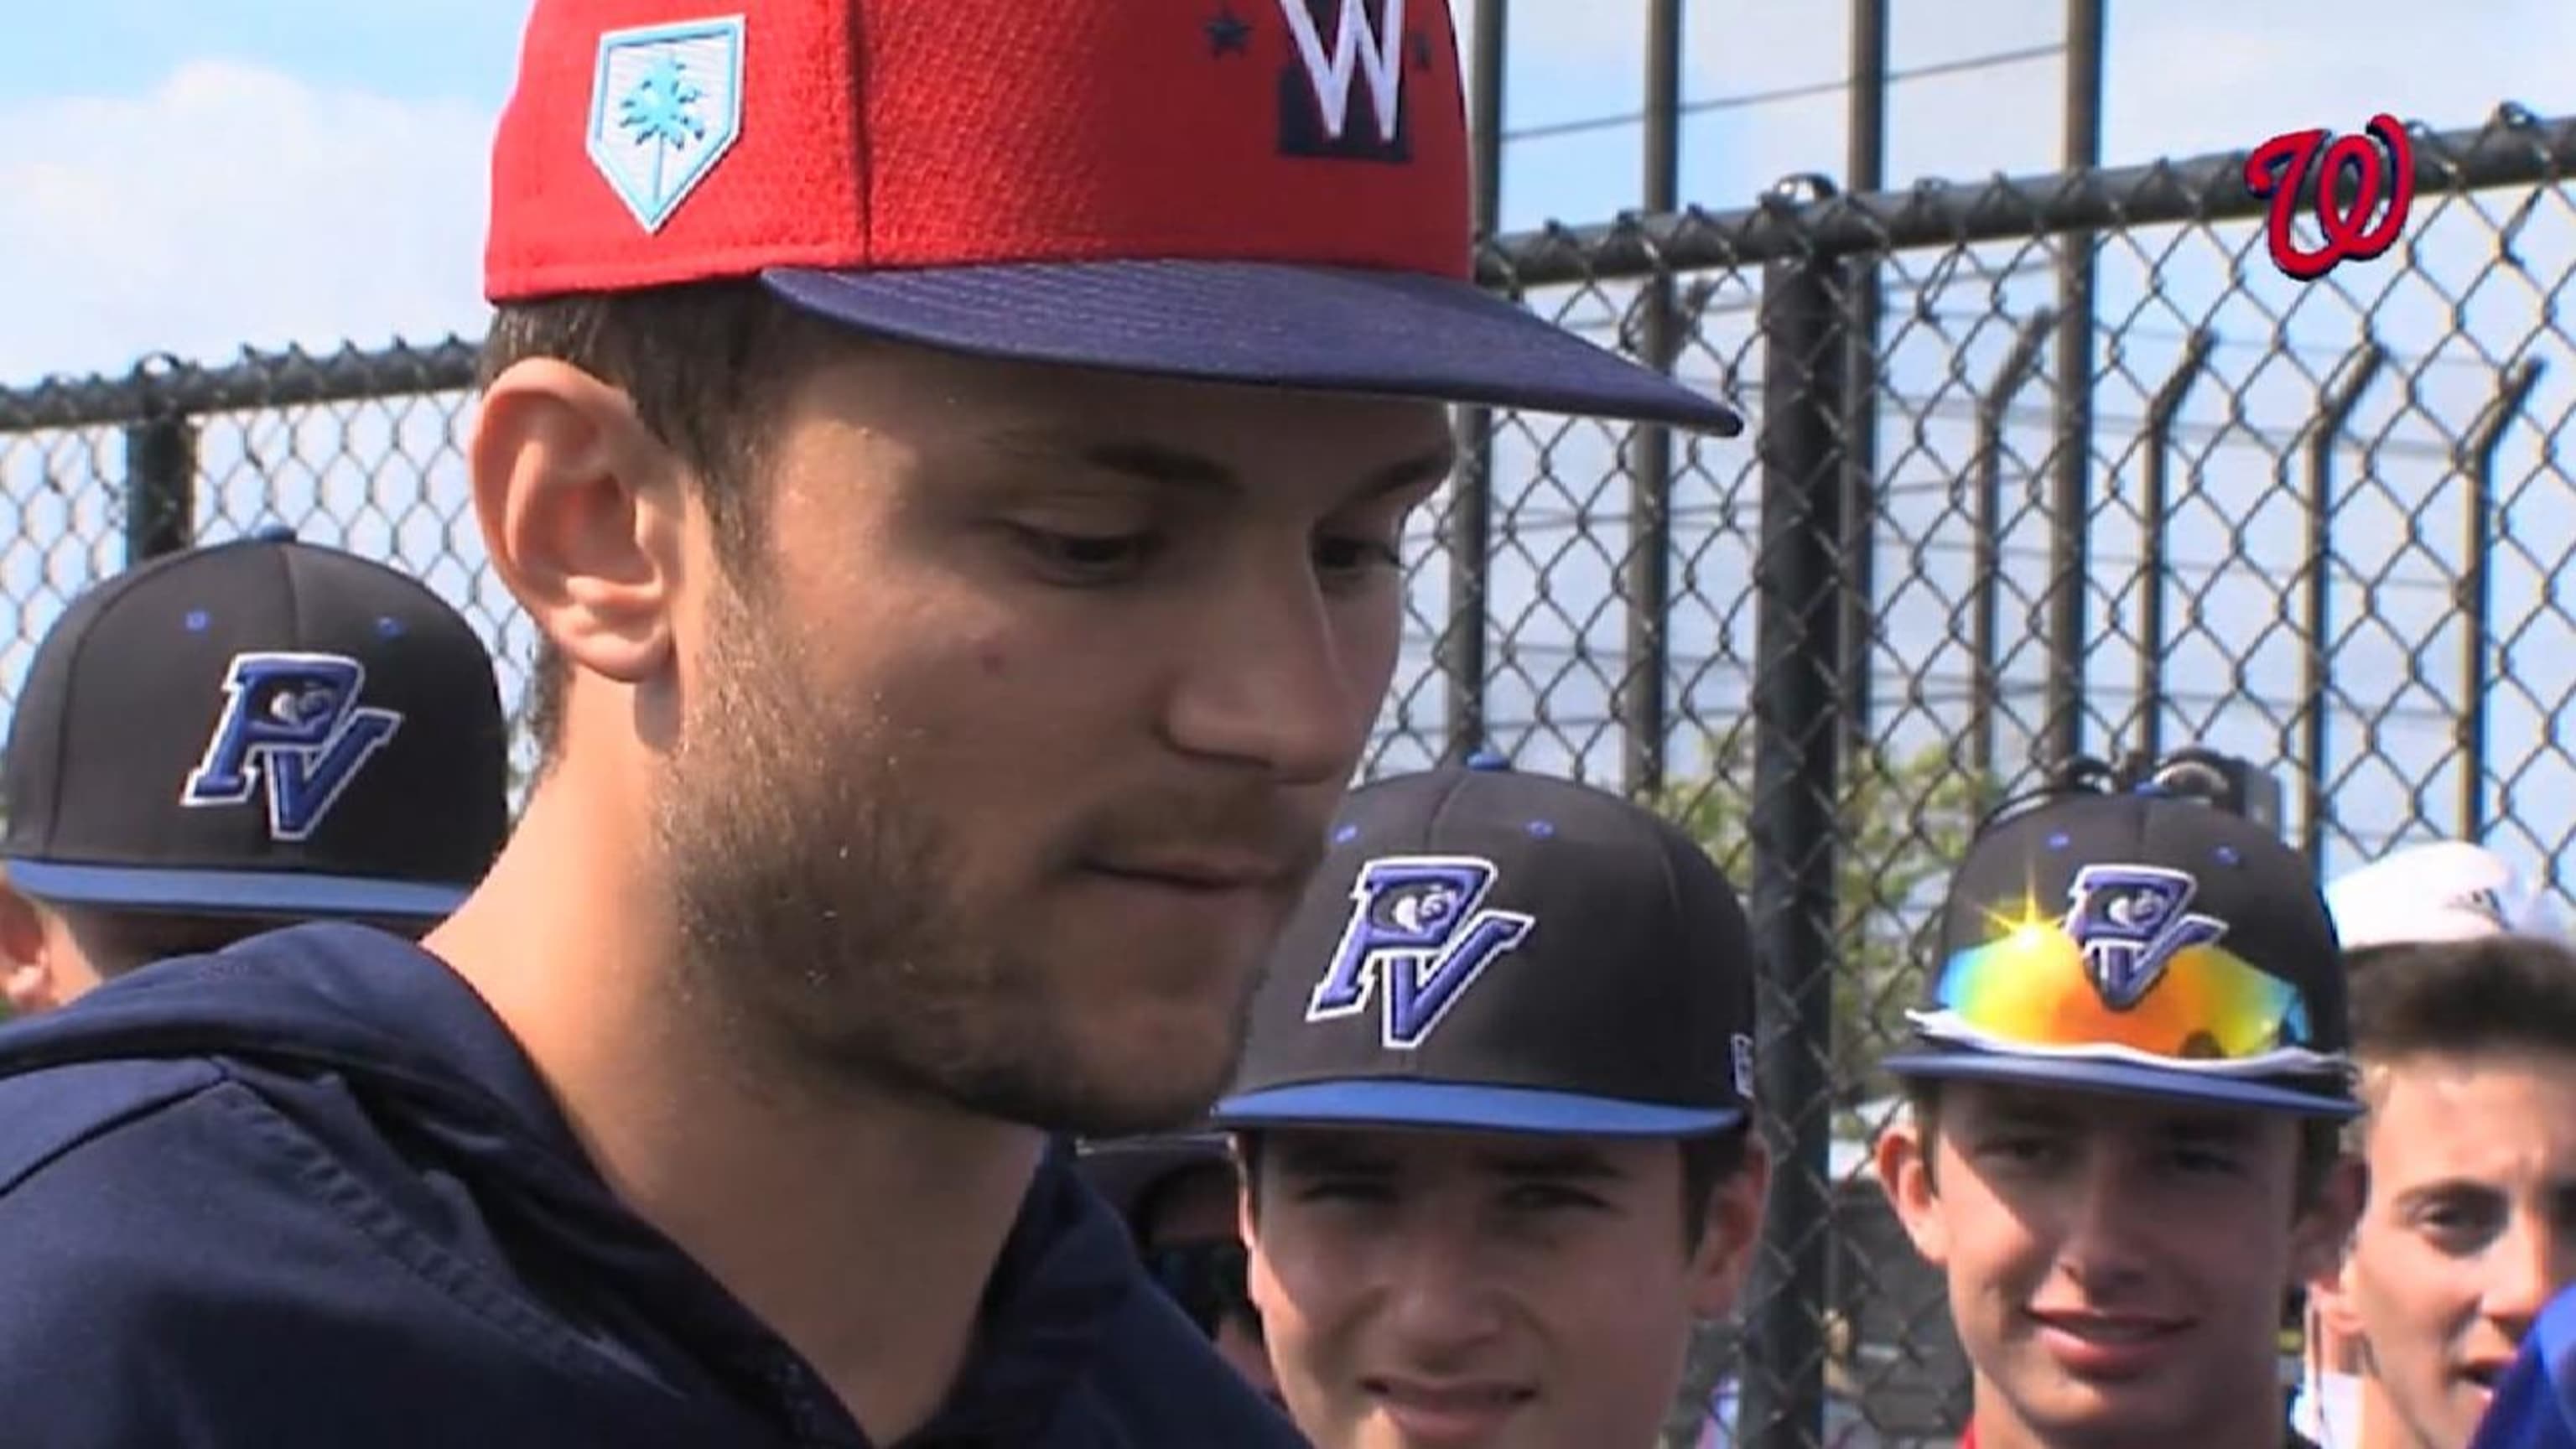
[0,1064,750,1446]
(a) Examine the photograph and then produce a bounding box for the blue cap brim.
[1877,1047,2359,1119]
[761,261,1744,434]
[1212,1079,1748,1138]
[3,858,468,923]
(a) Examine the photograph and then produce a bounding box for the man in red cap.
[0,2,1738,1446]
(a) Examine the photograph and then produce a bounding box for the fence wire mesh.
[3,101,2572,1449]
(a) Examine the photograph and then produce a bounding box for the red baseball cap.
[483,0,1742,434]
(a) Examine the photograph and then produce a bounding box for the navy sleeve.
[0,1063,693,1447]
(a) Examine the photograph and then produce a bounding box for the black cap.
[1073,1128,1235,1229]
[1879,787,2356,1117]
[2,533,511,922]
[1212,758,1758,1138]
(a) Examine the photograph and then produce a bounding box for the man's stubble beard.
[651,579,1261,1138]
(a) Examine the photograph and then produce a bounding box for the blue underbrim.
[3,857,469,923]
[1211,1079,1748,1138]
[1877,1047,2359,1119]
[761,261,1744,434]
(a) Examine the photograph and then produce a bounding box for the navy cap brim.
[761,261,1744,435]
[3,858,468,923]
[1212,1079,1748,1138]
[1877,1047,2359,1119]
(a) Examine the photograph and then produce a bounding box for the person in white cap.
[2302,841,2576,1449]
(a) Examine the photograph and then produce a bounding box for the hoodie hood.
[0,922,1140,1446]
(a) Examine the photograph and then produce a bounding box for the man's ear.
[2296,1153,2367,1301]
[1686,1135,1772,1318]
[1876,1109,1950,1267]
[0,881,66,1015]
[468,358,693,700]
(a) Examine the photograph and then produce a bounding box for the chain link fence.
[3,101,2572,1449]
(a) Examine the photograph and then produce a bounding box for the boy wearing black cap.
[1077,1128,1284,1408]
[1213,758,1770,1449]
[1872,773,2362,1449]
[0,532,510,1013]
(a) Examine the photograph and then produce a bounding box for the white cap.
[2324,840,2565,952]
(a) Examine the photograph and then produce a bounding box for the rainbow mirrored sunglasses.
[1907,865,2345,1079]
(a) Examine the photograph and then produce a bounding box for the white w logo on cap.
[1276,0,1408,143]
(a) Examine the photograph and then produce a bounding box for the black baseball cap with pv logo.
[1,532,511,922]
[1878,786,2356,1117]
[1213,756,1759,1138]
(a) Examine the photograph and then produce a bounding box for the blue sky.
[1,1,2572,890]
[7,0,2568,383]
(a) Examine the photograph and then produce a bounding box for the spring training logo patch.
[586,16,746,233]
[180,652,403,842]
[1305,854,1535,1050]
[2062,863,2229,1010]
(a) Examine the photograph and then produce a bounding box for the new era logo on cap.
[1216,761,1758,1139]
[486,0,1741,433]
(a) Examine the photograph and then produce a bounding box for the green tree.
[1649,727,1990,1109]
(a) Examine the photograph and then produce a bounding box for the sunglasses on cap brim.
[1140,1240,1260,1343]
[1909,900,2345,1080]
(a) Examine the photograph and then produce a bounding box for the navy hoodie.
[0,923,1306,1447]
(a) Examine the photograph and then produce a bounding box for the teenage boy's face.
[1240,1126,1763,1449]
[1877,1081,2353,1448]
[2320,1051,2576,1449]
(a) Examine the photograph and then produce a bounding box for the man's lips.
[2461,1357,2514,1392]
[1082,854,1298,891]
[2025,1307,2191,1374]
[1365,1377,1536,1444]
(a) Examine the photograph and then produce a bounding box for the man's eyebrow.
[988,428,1458,499]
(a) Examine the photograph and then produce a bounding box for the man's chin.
[901,1029,1242,1139]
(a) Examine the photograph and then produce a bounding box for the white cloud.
[0,60,492,385]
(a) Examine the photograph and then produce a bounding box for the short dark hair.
[2345,934,2576,1135]
[475,281,852,761]
[1237,1125,1753,1253]
[1898,1077,2345,1213]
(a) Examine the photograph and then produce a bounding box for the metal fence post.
[2135,328,2217,761]
[2044,0,2108,776]
[122,363,197,565]
[2296,341,2386,866]
[2456,358,2544,837]
[1441,0,1510,766]
[1968,311,2054,797]
[1618,0,1687,799]
[1741,217,1850,1449]
[1838,0,1890,762]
